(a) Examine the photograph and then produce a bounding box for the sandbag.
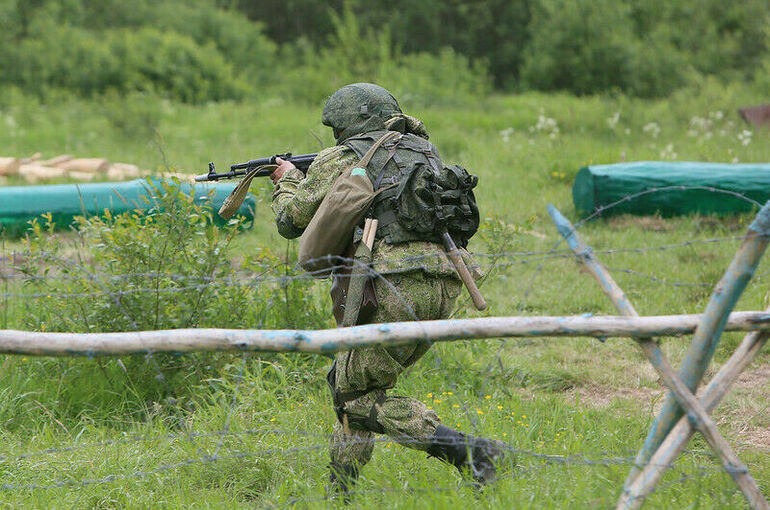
[573,161,770,217]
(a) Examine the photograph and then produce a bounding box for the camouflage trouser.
[328,272,461,467]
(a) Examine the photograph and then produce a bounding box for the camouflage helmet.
[322,83,402,143]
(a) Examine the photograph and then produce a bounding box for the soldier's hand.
[271,157,296,184]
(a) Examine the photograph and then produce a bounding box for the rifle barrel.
[195,153,318,182]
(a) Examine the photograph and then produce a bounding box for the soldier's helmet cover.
[322,83,402,143]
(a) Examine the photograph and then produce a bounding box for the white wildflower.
[499,127,515,142]
[606,112,620,129]
[643,122,661,138]
[531,114,560,139]
[659,143,677,160]
[737,129,752,146]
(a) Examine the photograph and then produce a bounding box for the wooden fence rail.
[1,312,770,356]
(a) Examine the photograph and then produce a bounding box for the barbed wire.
[0,430,737,493]
[1,239,760,300]
[0,184,767,504]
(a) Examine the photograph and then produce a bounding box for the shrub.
[276,4,492,106]
[521,0,696,97]
[18,181,329,407]
[1,0,271,102]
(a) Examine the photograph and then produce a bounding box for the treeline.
[1,0,768,103]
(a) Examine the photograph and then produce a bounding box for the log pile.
[0,153,156,183]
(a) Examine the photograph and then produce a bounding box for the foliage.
[16,180,329,409]
[522,0,682,97]
[2,0,768,100]
[1,0,272,102]
[239,0,530,90]
[277,4,490,106]
[1,87,769,506]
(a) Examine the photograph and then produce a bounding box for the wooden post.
[620,328,770,508]
[623,200,770,494]
[548,205,769,510]
[1,312,770,356]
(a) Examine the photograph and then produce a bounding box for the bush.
[1,0,272,102]
[276,5,492,106]
[522,0,691,97]
[18,181,330,405]
[9,25,249,103]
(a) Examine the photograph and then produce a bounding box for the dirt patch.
[734,364,770,390]
[566,360,770,450]
[719,363,770,450]
[568,383,664,411]
[606,215,673,232]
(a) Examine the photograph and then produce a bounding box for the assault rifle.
[194,153,317,182]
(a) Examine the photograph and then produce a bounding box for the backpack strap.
[357,131,400,168]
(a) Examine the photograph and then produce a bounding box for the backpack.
[344,131,480,247]
[389,161,479,248]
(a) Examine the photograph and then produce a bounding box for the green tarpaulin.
[573,161,770,217]
[0,179,255,236]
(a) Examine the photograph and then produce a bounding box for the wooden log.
[58,158,109,174]
[67,170,97,182]
[0,157,20,176]
[1,312,770,357]
[107,163,141,181]
[619,328,770,510]
[39,155,74,167]
[624,200,770,491]
[20,152,42,164]
[546,206,769,510]
[19,164,67,182]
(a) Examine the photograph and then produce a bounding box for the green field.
[1,85,769,508]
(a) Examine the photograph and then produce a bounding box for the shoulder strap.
[357,130,400,168]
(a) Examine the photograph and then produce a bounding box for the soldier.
[270,83,508,497]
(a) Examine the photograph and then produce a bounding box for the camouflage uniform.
[272,144,464,466]
[271,83,504,493]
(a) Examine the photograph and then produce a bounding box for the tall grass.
[0,83,768,506]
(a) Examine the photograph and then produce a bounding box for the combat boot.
[426,425,510,486]
[328,462,359,503]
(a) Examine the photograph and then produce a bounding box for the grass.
[0,82,769,507]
